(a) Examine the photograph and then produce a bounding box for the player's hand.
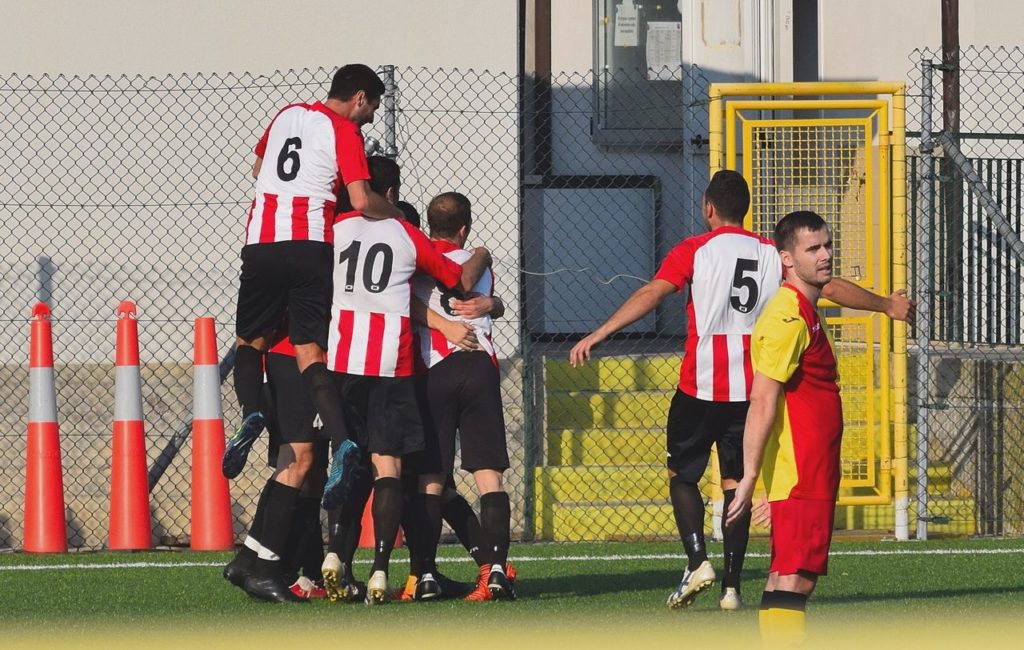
[569,332,605,368]
[725,476,756,528]
[451,294,494,319]
[751,494,771,528]
[885,289,916,326]
[438,319,479,351]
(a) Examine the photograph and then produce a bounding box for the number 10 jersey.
[654,225,782,402]
[328,216,463,378]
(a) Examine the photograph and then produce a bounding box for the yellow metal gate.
[709,83,909,532]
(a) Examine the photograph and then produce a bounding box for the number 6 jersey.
[328,215,463,378]
[654,225,782,402]
[245,102,369,246]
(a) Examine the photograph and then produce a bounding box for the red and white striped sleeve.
[654,239,697,291]
[404,222,463,289]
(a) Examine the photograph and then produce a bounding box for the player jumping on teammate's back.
[324,187,491,604]
[570,171,915,612]
[229,65,404,512]
[726,211,846,646]
[407,192,517,602]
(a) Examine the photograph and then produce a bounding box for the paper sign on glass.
[646,21,682,80]
[614,0,639,47]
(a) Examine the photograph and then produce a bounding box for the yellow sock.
[759,607,806,648]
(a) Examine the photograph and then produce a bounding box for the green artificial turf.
[3,538,1023,648]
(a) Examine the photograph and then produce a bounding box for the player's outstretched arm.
[451,293,504,320]
[569,279,676,367]
[346,179,404,220]
[822,277,916,325]
[410,296,479,351]
[252,157,263,179]
[458,247,492,293]
[725,372,783,527]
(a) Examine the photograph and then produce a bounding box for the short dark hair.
[328,64,385,103]
[427,192,472,238]
[774,210,828,252]
[334,155,399,214]
[367,156,400,197]
[396,200,421,229]
[704,170,750,222]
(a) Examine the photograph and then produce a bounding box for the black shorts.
[264,351,325,450]
[332,372,425,457]
[235,240,333,350]
[409,351,509,475]
[665,389,747,482]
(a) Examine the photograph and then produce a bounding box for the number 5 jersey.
[328,216,463,377]
[654,225,782,402]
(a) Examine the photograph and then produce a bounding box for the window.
[593,0,684,145]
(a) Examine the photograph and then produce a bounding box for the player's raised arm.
[457,246,492,293]
[822,277,916,325]
[569,279,676,367]
[347,179,404,221]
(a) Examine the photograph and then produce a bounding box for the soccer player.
[324,189,492,604]
[222,323,329,602]
[406,192,516,602]
[569,170,914,611]
[725,211,843,646]
[227,64,403,504]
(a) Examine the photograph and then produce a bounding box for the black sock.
[233,345,264,418]
[253,480,300,577]
[669,475,707,571]
[400,483,423,577]
[327,465,374,568]
[370,477,403,575]
[301,362,348,445]
[722,488,750,591]
[760,590,808,611]
[442,487,486,566]
[283,496,322,579]
[479,491,511,570]
[416,493,442,576]
[244,480,276,556]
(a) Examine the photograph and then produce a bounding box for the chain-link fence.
[907,46,1024,537]
[0,62,716,549]
[4,53,1022,551]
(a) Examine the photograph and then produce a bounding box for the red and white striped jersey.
[245,102,370,246]
[655,225,783,402]
[412,240,498,369]
[327,215,463,377]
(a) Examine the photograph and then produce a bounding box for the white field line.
[1,546,1022,572]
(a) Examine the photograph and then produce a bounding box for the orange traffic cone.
[108,300,152,550]
[24,303,68,553]
[358,492,403,548]
[190,317,233,550]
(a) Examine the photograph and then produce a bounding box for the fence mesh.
[3,51,1023,550]
[907,46,1024,536]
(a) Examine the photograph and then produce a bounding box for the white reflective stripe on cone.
[29,367,58,423]
[192,365,222,420]
[113,366,144,421]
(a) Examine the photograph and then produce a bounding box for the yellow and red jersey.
[752,283,843,501]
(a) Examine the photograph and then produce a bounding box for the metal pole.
[383,65,398,159]
[891,84,910,541]
[915,59,934,541]
[148,345,236,491]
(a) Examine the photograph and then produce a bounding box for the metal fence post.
[915,58,935,541]
[383,64,398,159]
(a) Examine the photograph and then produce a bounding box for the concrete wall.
[0,0,517,76]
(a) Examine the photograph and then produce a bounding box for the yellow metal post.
[709,88,723,174]
[890,86,910,541]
